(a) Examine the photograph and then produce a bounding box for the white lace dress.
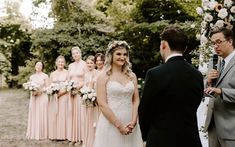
[93,81,143,147]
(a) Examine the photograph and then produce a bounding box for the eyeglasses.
[210,39,227,46]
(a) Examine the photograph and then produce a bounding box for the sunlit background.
[0,0,54,28]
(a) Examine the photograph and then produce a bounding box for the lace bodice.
[106,81,134,110]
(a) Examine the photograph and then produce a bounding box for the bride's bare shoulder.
[97,72,109,83]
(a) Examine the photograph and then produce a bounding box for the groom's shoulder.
[147,64,165,74]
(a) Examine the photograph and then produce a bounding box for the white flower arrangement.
[46,83,61,95]
[196,0,235,59]
[63,80,79,96]
[23,81,40,91]
[63,80,76,91]
[80,86,97,107]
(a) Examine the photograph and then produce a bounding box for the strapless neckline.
[107,80,133,87]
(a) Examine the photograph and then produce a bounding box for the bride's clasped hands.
[117,120,137,135]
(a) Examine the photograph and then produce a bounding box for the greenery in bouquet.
[196,0,235,61]
[22,81,40,91]
[80,86,97,107]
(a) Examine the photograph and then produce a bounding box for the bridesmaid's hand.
[57,90,67,98]
[32,90,42,96]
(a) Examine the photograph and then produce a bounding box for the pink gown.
[26,72,49,140]
[83,70,100,147]
[68,60,87,142]
[48,70,69,140]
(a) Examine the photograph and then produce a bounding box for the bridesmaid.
[94,53,105,73]
[48,55,69,140]
[26,61,49,140]
[83,56,99,147]
[68,46,88,145]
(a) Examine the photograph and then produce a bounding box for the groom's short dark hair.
[160,26,188,53]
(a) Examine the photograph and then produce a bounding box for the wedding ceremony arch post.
[197,0,235,74]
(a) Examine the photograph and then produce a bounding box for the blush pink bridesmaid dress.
[68,60,87,143]
[26,72,49,140]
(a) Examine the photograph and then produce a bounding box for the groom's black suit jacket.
[138,56,204,147]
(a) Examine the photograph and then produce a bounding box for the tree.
[30,0,114,72]
[111,0,200,77]
[0,0,32,87]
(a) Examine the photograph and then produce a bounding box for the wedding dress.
[93,81,143,147]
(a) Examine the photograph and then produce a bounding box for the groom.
[138,26,204,147]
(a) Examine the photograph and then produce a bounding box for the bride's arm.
[96,73,130,135]
[127,73,140,130]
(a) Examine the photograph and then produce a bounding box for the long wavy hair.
[104,40,133,78]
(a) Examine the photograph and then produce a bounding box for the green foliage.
[132,0,195,23]
[31,0,113,72]
[15,59,38,86]
[96,0,112,13]
[175,0,201,19]
[0,24,32,87]
[118,21,199,77]
[27,0,201,82]
[96,0,136,28]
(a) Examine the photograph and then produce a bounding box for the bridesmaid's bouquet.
[23,81,40,91]
[45,83,61,95]
[63,80,79,96]
[80,86,97,107]
[64,80,77,92]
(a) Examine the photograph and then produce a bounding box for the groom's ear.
[161,40,168,50]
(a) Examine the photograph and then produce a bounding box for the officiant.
[204,27,235,147]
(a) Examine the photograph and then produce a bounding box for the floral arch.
[196,0,235,74]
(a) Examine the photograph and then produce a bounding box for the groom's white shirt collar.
[165,53,183,62]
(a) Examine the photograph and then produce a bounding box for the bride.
[93,41,143,147]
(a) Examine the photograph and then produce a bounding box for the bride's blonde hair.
[104,40,133,78]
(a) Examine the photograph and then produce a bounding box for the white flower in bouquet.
[46,83,61,95]
[23,81,40,91]
[82,94,88,100]
[45,86,53,95]
[80,86,97,107]
[91,96,96,102]
[59,82,66,90]
[88,93,93,99]
[64,80,77,92]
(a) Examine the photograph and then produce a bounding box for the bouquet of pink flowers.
[23,81,40,91]
[80,86,97,107]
